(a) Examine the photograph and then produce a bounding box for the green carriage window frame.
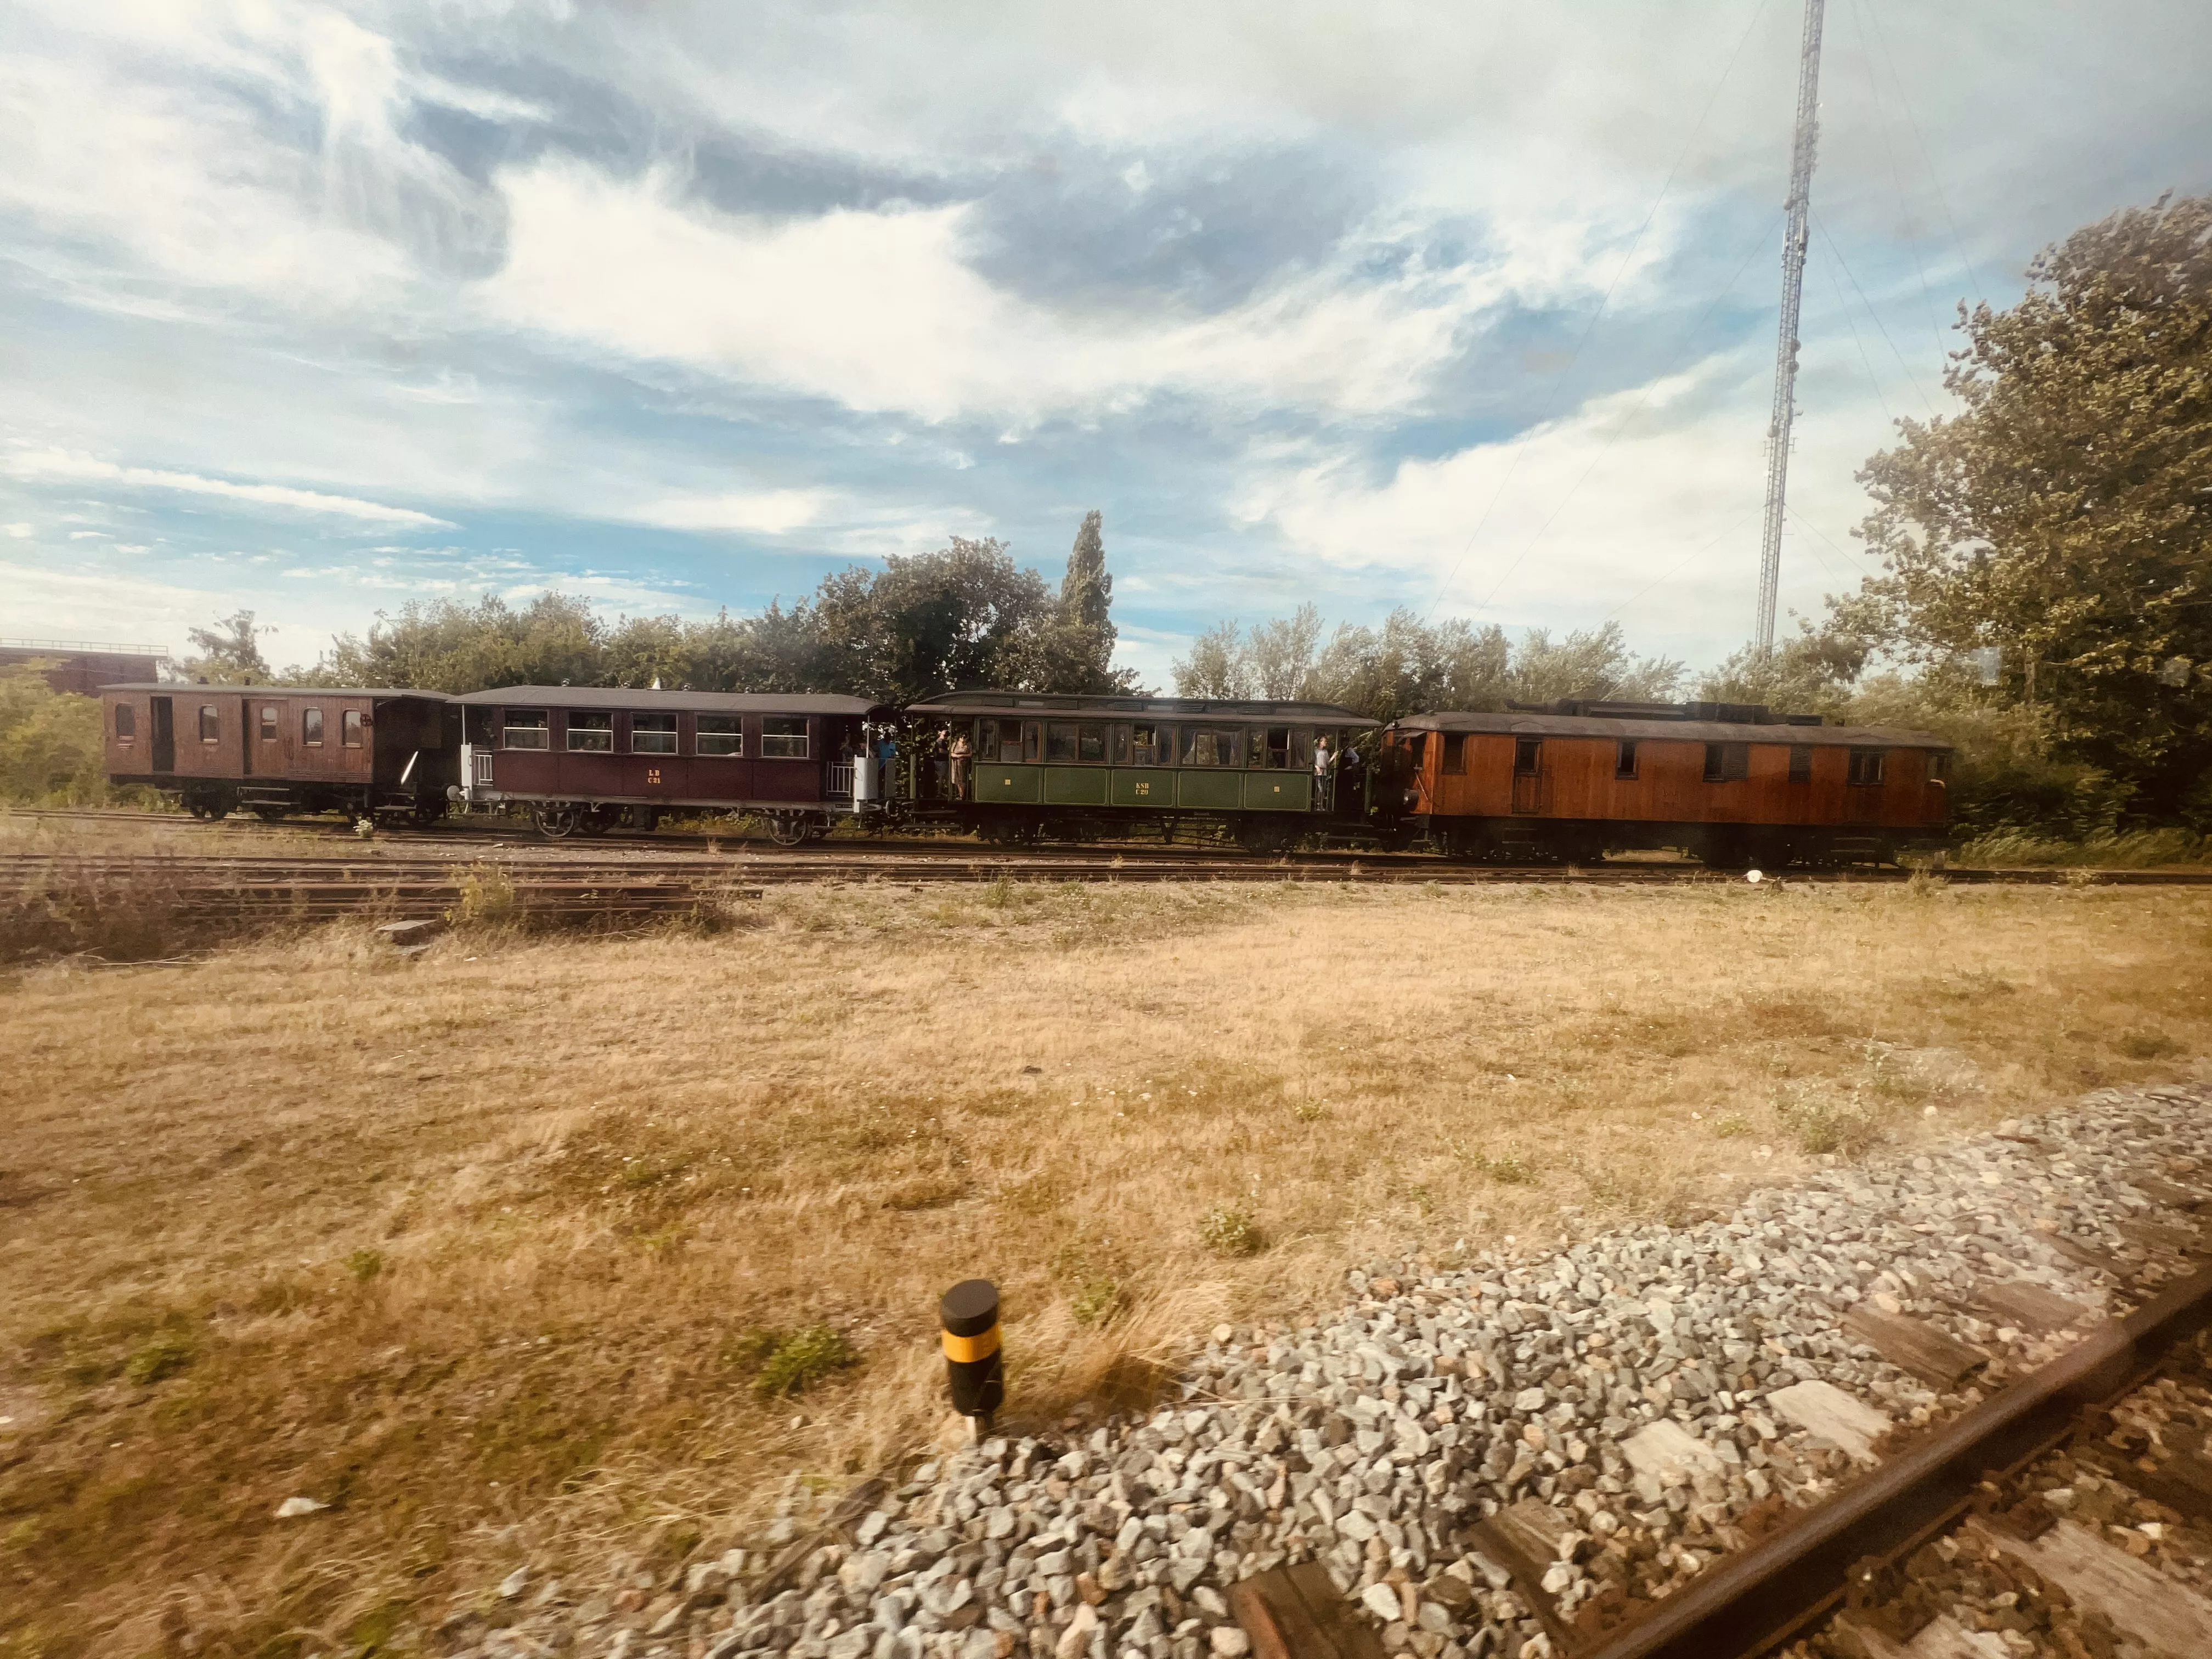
[761,716,810,759]
[1847,747,1887,786]
[1114,721,1172,765]
[1077,723,1106,763]
[503,709,548,749]
[1787,744,1814,783]
[115,703,136,742]
[696,715,742,757]
[1180,726,1242,766]
[302,708,325,747]
[1249,726,1296,769]
[567,712,614,752]
[198,704,221,743]
[1045,721,1080,762]
[631,713,678,754]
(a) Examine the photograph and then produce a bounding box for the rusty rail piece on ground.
[1576,1261,2212,1659]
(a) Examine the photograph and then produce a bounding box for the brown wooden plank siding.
[1406,730,1945,831]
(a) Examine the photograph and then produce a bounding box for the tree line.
[7,194,2207,837]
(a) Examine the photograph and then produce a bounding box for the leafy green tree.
[176,610,270,684]
[314,594,605,691]
[1840,193,2212,818]
[0,664,109,804]
[1026,511,1139,694]
[1173,608,1677,721]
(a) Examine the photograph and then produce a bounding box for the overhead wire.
[1599,504,1765,624]
[1419,0,1774,620]
[1841,0,1953,374]
[1471,210,1782,613]
[1812,208,1942,416]
[1858,0,1987,310]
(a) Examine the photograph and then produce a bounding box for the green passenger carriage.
[903,691,1377,849]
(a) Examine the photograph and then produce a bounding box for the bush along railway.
[445,1084,2212,1659]
[99,684,1955,869]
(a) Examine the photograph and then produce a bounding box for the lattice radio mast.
[1756,0,1826,656]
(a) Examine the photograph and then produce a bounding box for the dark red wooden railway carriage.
[1378,699,1953,866]
[450,686,891,840]
[100,683,459,821]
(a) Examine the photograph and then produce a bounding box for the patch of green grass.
[1071,1280,1122,1325]
[1291,1101,1325,1122]
[346,1248,385,1282]
[123,1333,195,1386]
[1483,1152,1536,1186]
[2115,1026,2182,1060]
[1774,1088,1881,1157]
[1200,1205,1265,1258]
[751,1325,859,1398]
[1710,1114,1751,1139]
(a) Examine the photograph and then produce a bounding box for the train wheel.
[765,812,809,847]
[534,805,579,839]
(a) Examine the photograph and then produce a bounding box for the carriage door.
[150,697,175,771]
[1511,738,1543,814]
[239,696,253,775]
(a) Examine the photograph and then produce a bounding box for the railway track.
[3,848,2209,924]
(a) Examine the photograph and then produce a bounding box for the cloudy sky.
[3,1,2207,685]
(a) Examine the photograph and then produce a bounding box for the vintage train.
[100,681,1952,865]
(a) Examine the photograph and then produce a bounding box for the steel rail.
[1578,1261,2212,1659]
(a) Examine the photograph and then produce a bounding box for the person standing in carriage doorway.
[932,727,951,799]
[949,727,972,799]
[1313,733,1336,812]
[877,729,899,800]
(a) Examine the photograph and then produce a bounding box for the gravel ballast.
[455,1080,2212,1659]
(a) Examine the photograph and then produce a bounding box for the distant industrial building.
[0,637,169,696]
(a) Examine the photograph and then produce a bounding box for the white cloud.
[4,523,33,537]
[482,159,1545,425]
[2,449,453,527]
[631,489,831,534]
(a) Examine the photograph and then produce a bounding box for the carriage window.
[1513,737,1541,776]
[115,704,136,742]
[1046,722,1079,762]
[302,708,325,746]
[1250,727,1293,769]
[1023,720,1041,762]
[1847,747,1887,786]
[1130,722,1170,765]
[978,719,1001,761]
[1928,751,1951,782]
[1442,733,1468,775]
[199,705,221,743]
[696,715,742,757]
[503,709,548,749]
[1788,744,1814,783]
[259,705,278,741]
[1181,726,1240,766]
[1615,741,1638,779]
[632,713,678,754]
[1703,742,1749,782]
[761,717,809,759]
[1291,728,1314,768]
[342,710,364,747]
[567,712,614,752]
[1077,723,1106,763]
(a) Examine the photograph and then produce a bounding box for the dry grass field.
[2,877,2209,1658]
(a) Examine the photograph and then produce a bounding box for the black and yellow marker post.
[939,1278,1003,1438]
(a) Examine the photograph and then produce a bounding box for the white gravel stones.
[469,1081,2212,1659]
